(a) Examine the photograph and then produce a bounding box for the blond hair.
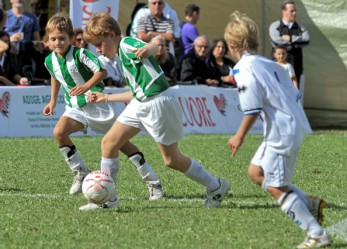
[151,35,168,65]
[45,13,74,38]
[224,11,259,54]
[83,12,121,44]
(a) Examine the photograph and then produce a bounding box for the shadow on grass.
[327,202,347,210]
[0,187,22,192]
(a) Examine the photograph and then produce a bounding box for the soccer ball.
[82,171,116,204]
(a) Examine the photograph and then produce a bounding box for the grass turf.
[0,131,346,248]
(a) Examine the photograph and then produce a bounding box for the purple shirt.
[180,21,199,55]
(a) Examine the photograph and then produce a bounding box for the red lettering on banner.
[82,5,111,26]
[178,96,216,127]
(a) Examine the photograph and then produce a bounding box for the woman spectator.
[209,38,236,88]
[72,28,88,48]
[0,30,29,86]
[151,35,177,86]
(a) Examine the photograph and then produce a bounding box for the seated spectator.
[24,33,51,83]
[273,45,299,88]
[179,4,200,61]
[72,28,88,49]
[179,35,219,86]
[209,38,236,88]
[136,0,174,51]
[0,30,29,86]
[151,35,176,86]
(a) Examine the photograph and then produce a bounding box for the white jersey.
[277,62,296,79]
[233,54,312,155]
[98,55,124,83]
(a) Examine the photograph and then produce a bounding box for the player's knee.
[53,126,66,140]
[248,165,263,186]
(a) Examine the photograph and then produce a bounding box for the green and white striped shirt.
[118,37,169,101]
[44,46,104,108]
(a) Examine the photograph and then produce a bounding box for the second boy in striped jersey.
[81,13,231,211]
[42,13,163,201]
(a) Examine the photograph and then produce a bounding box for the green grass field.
[0,131,346,249]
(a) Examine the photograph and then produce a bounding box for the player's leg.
[156,142,231,208]
[53,115,89,195]
[80,121,139,211]
[120,142,163,200]
[255,148,330,248]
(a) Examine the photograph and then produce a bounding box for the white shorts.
[63,102,116,134]
[251,142,300,188]
[117,89,184,146]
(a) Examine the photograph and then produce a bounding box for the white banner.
[0,85,263,137]
[69,0,120,29]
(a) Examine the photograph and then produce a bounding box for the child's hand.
[87,92,106,103]
[133,44,156,59]
[70,85,88,96]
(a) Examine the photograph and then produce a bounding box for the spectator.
[0,30,29,86]
[4,0,40,75]
[273,45,299,88]
[269,0,310,86]
[136,0,174,49]
[72,28,88,49]
[209,38,236,88]
[0,1,7,30]
[131,1,180,56]
[179,4,200,61]
[151,35,176,86]
[179,35,219,86]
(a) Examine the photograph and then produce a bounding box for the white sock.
[279,191,324,236]
[60,146,89,172]
[289,183,308,206]
[101,157,119,186]
[128,153,159,182]
[184,159,219,191]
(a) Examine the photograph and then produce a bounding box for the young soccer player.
[274,45,299,89]
[80,12,231,210]
[42,13,163,201]
[225,11,330,249]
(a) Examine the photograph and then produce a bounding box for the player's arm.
[228,113,259,156]
[43,77,60,116]
[69,69,107,96]
[87,91,133,103]
[133,42,158,59]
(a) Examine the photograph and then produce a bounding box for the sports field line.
[327,218,347,242]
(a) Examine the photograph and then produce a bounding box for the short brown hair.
[45,13,74,38]
[84,13,121,44]
[281,0,295,10]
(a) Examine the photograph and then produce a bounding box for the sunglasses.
[151,1,163,5]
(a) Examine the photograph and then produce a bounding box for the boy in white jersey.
[225,11,330,249]
[42,13,163,201]
[80,13,231,210]
[274,45,299,89]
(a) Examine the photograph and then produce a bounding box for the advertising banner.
[0,85,262,137]
[69,0,120,29]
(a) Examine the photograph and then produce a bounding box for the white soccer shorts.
[251,142,300,188]
[63,102,116,134]
[117,89,184,146]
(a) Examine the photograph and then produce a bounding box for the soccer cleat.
[146,180,164,200]
[79,198,120,211]
[204,179,231,208]
[307,196,326,226]
[297,231,331,248]
[69,171,88,195]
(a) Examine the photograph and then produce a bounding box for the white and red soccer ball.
[82,171,116,204]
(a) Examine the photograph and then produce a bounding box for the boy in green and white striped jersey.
[42,13,163,202]
[80,13,231,211]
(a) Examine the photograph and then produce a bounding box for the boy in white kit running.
[42,13,163,201]
[225,11,330,248]
[81,12,231,210]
